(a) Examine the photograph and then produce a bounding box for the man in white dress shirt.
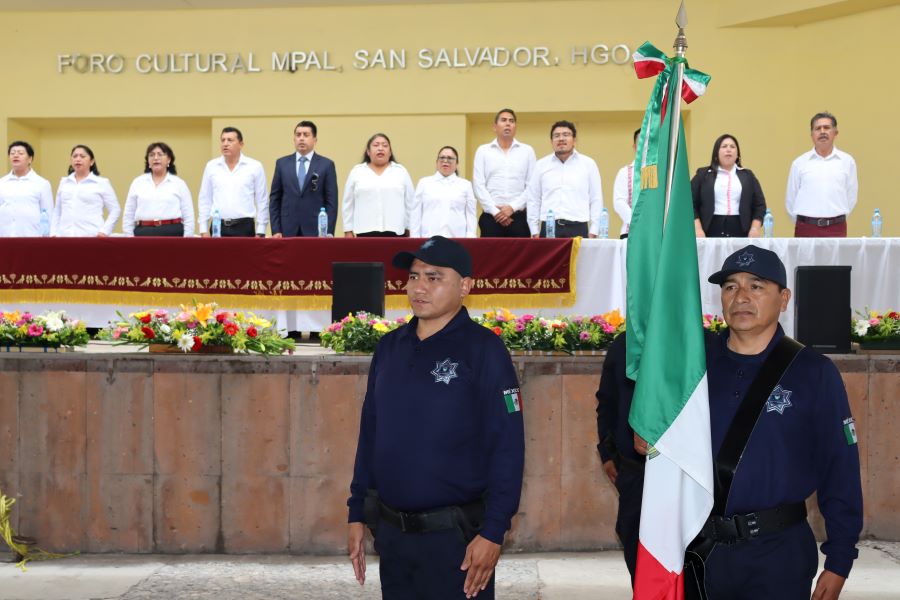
[198,127,268,237]
[785,112,858,238]
[527,120,603,239]
[0,141,54,237]
[472,108,536,238]
[612,129,640,239]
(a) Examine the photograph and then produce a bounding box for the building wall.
[0,1,897,236]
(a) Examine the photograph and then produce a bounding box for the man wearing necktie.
[270,120,339,237]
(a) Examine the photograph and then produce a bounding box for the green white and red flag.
[626,42,714,600]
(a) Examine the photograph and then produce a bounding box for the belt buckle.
[734,512,759,540]
[153,219,162,227]
[397,510,410,532]
[817,218,829,227]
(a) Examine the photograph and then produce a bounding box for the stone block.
[154,373,221,476]
[0,372,17,472]
[293,374,364,477]
[85,371,154,476]
[85,474,153,553]
[506,473,560,551]
[865,370,900,539]
[222,475,288,553]
[222,373,290,477]
[520,374,562,478]
[289,475,351,554]
[17,472,85,552]
[154,474,221,553]
[19,371,86,474]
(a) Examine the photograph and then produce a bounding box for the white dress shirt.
[53,173,120,237]
[342,162,415,235]
[410,172,477,238]
[0,169,54,237]
[612,162,635,236]
[526,150,604,236]
[785,147,858,222]
[122,172,195,237]
[197,153,268,234]
[713,165,743,216]
[472,138,536,215]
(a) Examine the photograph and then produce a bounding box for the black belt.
[222,217,254,227]
[699,501,807,545]
[378,499,482,534]
[797,214,846,227]
[554,219,587,227]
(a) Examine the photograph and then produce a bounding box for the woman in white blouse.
[53,144,120,237]
[122,142,195,237]
[410,146,476,238]
[342,133,415,237]
[0,141,54,237]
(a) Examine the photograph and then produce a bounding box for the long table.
[1,237,897,336]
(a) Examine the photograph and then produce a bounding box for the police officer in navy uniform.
[699,245,862,600]
[595,332,643,586]
[347,235,525,599]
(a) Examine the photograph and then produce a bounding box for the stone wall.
[0,352,896,554]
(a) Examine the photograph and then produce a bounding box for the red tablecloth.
[0,237,579,310]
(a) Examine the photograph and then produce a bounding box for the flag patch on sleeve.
[503,388,521,414]
[842,417,858,446]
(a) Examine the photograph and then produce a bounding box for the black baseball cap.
[392,236,473,278]
[707,244,787,288]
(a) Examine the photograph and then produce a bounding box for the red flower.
[140,314,152,324]
[215,312,229,323]
[141,326,155,339]
[223,322,239,336]
[192,336,202,351]
[492,326,502,336]
[888,311,899,320]
[247,326,258,338]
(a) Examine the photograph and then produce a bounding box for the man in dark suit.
[270,120,338,237]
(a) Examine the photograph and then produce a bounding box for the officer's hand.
[602,459,618,485]
[634,432,650,456]
[811,569,846,600]
[347,522,366,585]
[460,534,501,598]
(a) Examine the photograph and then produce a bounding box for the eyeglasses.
[437,156,457,162]
[551,131,574,140]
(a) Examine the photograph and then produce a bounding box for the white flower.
[44,316,64,332]
[160,324,171,335]
[854,320,870,337]
[176,334,193,352]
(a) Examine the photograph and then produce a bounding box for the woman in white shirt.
[0,141,54,237]
[410,146,476,238]
[53,144,120,237]
[342,133,414,237]
[122,142,195,237]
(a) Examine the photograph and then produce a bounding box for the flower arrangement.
[0,309,89,348]
[320,312,411,353]
[702,314,728,333]
[96,302,295,355]
[851,309,900,343]
[476,309,626,352]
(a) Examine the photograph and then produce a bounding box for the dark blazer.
[691,166,766,236]
[269,152,338,237]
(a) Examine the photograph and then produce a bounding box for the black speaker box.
[794,266,851,354]
[331,262,386,323]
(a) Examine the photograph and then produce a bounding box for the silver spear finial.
[674,1,688,57]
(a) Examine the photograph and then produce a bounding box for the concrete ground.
[2,542,898,599]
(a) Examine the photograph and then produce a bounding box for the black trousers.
[478,210,530,238]
[539,220,589,239]
[706,215,746,238]
[210,217,255,237]
[704,521,818,600]
[375,519,494,600]
[614,461,644,586]
[134,223,184,237]
[356,231,402,237]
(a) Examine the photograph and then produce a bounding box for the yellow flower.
[4,310,20,323]
[193,303,214,323]
[247,312,271,328]
[603,309,625,328]
[484,310,496,321]
[233,312,246,323]
[501,308,516,322]
[373,322,389,333]
[130,310,149,319]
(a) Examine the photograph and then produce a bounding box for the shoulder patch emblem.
[765,385,793,415]
[843,417,858,445]
[735,250,755,268]
[503,388,521,413]
[431,358,458,385]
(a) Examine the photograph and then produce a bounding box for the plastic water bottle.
[763,209,774,238]
[39,209,50,237]
[545,209,556,238]
[317,207,328,237]
[871,208,882,238]
[211,208,222,238]
[598,207,609,239]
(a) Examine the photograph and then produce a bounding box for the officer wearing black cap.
[699,244,862,600]
[347,235,525,599]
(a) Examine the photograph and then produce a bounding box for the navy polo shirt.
[348,307,525,545]
[706,325,863,577]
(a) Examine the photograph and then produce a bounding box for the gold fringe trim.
[641,165,658,189]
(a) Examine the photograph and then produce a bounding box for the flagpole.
[663,1,688,226]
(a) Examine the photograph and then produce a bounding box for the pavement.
[2,542,899,599]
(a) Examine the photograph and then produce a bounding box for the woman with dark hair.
[122,142,195,237]
[691,134,766,238]
[0,141,54,237]
[53,144,120,237]
[410,146,476,238]
[341,133,414,237]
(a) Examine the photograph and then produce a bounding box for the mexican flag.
[626,71,714,598]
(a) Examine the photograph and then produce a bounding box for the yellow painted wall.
[1,0,897,236]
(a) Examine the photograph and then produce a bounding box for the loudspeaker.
[794,266,851,354]
[331,262,386,323]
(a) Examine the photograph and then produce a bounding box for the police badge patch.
[765,385,793,415]
[431,358,458,384]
